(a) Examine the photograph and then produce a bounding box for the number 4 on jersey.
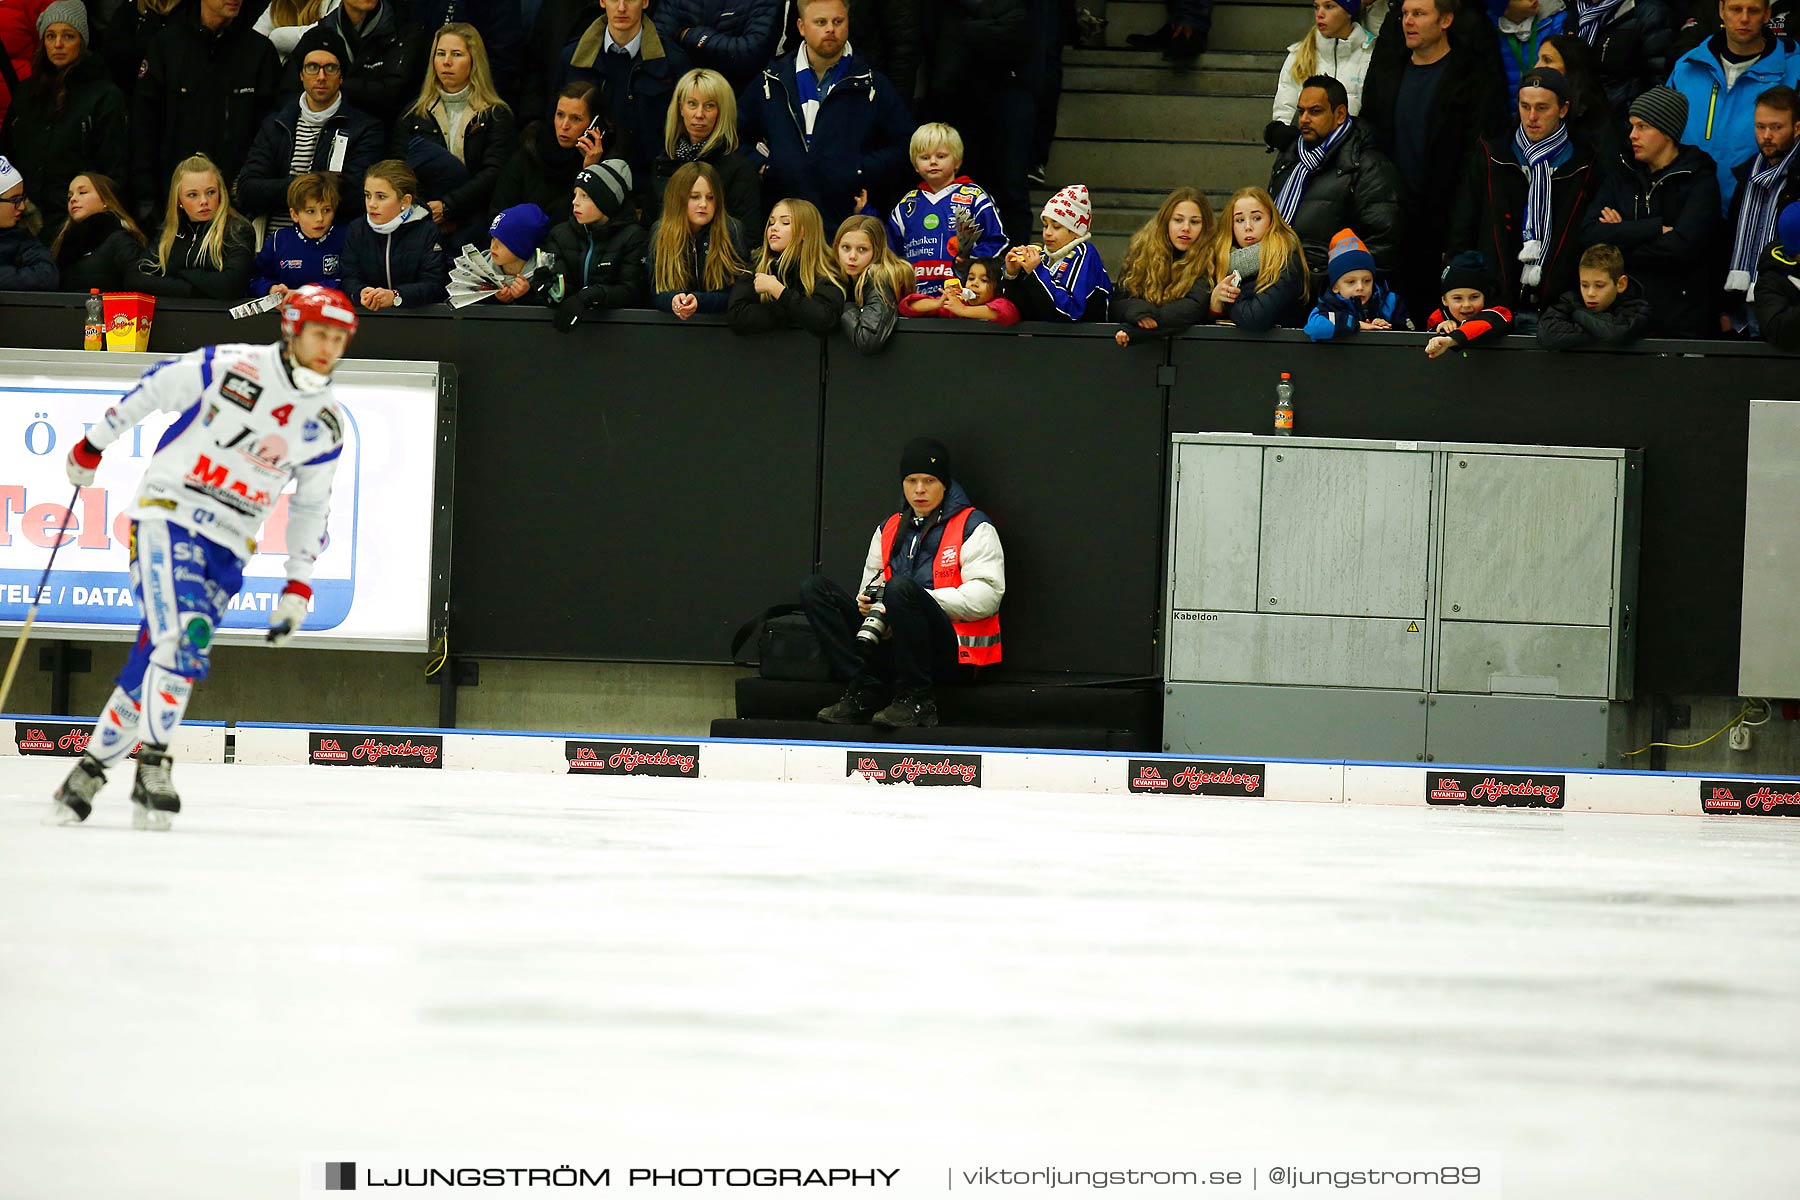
[269,404,294,427]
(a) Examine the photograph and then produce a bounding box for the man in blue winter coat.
[738,0,913,229]
[1666,0,1800,206]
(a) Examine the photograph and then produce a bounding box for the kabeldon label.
[1426,772,1565,809]
[1127,759,1265,797]
[308,732,444,768]
[565,741,701,777]
[847,751,982,786]
[1700,779,1800,818]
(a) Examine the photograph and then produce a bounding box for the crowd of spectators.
[0,0,1799,350]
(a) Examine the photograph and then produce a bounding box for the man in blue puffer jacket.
[1667,0,1800,207]
[655,0,784,89]
[738,0,912,228]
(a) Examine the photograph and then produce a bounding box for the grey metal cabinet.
[1740,400,1800,698]
[1164,435,1640,769]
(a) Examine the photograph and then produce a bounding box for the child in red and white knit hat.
[1042,183,1091,239]
[1002,183,1112,321]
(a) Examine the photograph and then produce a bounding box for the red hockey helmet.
[280,285,359,341]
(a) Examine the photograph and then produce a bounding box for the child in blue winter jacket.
[250,173,346,298]
[1002,183,1112,322]
[1305,227,1412,340]
[886,122,1009,298]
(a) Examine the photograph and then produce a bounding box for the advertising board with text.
[0,353,438,649]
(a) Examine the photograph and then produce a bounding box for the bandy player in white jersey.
[50,285,360,830]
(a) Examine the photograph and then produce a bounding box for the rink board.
[7,715,1795,821]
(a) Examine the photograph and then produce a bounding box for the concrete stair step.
[1093,233,1131,272]
[1101,0,1306,52]
[1057,91,1272,144]
[1063,64,1282,96]
[1046,139,1274,195]
[1064,48,1288,70]
[1062,48,1286,97]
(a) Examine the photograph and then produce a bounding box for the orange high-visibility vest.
[879,508,1002,666]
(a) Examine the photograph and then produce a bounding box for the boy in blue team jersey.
[251,174,346,299]
[886,123,1010,298]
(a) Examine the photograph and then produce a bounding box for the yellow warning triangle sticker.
[1407,622,1420,633]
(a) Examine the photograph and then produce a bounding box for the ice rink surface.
[4,758,1799,1199]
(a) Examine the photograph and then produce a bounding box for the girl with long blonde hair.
[1113,187,1214,346]
[648,162,747,319]
[832,214,913,354]
[395,23,515,240]
[728,198,845,336]
[125,155,255,299]
[1203,187,1310,333]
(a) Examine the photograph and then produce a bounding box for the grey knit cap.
[1629,86,1689,143]
[37,0,89,45]
[574,159,633,220]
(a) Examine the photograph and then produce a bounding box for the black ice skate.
[49,754,107,825]
[131,747,181,831]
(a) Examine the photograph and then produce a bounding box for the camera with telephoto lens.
[855,583,888,649]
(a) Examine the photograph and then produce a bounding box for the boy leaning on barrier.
[1537,242,1653,349]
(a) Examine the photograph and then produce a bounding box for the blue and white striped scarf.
[1514,121,1571,287]
[1575,0,1631,44]
[1276,117,1354,225]
[1727,142,1800,298]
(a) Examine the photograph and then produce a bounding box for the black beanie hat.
[899,437,952,487]
[574,160,633,221]
[1440,251,1495,299]
[1517,67,1568,104]
[292,26,350,73]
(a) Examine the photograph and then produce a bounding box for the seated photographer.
[799,438,1005,731]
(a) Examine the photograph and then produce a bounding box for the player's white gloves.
[66,438,102,487]
[268,583,311,646]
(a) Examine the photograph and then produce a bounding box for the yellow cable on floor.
[1621,704,1751,757]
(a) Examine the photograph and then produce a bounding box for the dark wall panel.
[435,315,824,661]
[820,323,1168,677]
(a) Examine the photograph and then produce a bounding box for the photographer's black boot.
[873,689,939,730]
[818,681,883,725]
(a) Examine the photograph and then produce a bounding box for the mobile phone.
[1225,270,1241,287]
